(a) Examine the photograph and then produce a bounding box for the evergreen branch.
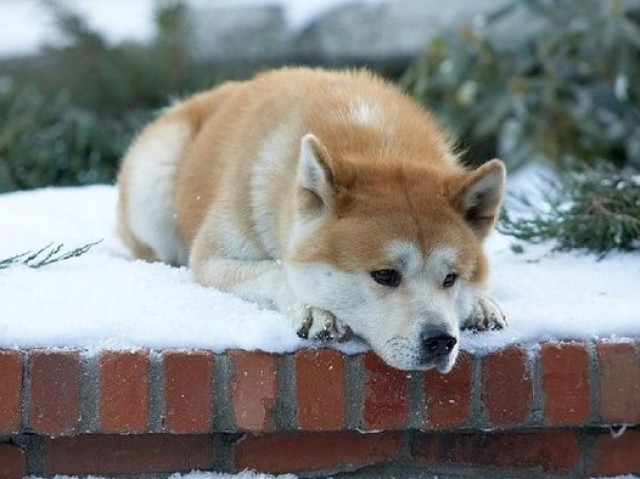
[0,251,30,269]
[35,241,99,267]
[498,170,640,256]
[0,241,102,270]
[23,243,55,264]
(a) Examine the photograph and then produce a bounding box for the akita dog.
[117,67,506,372]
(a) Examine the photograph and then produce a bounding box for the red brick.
[590,429,640,476]
[0,443,27,479]
[597,342,640,423]
[482,347,532,427]
[362,352,410,429]
[230,350,278,432]
[424,351,472,429]
[0,350,22,434]
[100,350,149,433]
[541,342,590,425]
[412,430,580,474]
[296,349,345,431]
[43,434,214,474]
[164,351,214,434]
[29,350,80,436]
[234,431,401,474]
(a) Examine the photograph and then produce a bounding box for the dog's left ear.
[297,133,336,214]
[450,159,506,239]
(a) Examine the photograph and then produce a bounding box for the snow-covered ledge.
[1,186,640,477]
[0,342,639,477]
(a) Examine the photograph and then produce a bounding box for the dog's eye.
[371,269,402,287]
[443,273,458,288]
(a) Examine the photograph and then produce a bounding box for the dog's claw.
[464,296,507,331]
[312,312,341,342]
[296,311,313,338]
[289,305,350,343]
[296,326,310,339]
[337,324,353,342]
[314,329,334,342]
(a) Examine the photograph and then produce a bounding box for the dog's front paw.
[290,305,351,342]
[463,296,507,331]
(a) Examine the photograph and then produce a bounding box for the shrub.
[0,87,147,192]
[402,0,640,254]
[0,0,211,192]
[499,169,640,255]
[401,0,640,171]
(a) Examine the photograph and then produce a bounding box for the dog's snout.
[422,333,457,357]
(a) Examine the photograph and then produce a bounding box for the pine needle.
[0,241,102,270]
[499,170,640,256]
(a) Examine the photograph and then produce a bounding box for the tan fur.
[172,69,459,249]
[288,162,489,283]
[117,67,506,371]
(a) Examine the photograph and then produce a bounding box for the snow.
[0,186,308,353]
[0,184,367,354]
[1,168,639,355]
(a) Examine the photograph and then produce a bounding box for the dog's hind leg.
[117,117,192,266]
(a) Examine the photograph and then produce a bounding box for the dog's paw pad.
[464,296,507,331]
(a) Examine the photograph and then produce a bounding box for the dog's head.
[285,134,505,372]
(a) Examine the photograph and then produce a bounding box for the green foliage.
[0,1,403,193]
[3,0,639,255]
[0,241,101,270]
[499,169,640,255]
[0,1,214,192]
[402,0,640,254]
[0,87,147,192]
[39,0,200,113]
[402,0,640,171]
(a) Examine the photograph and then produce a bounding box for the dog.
[117,67,506,372]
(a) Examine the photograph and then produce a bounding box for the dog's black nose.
[422,334,457,357]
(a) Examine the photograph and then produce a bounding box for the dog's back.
[117,67,458,264]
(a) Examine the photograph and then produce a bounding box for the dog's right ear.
[449,159,506,239]
[297,134,336,214]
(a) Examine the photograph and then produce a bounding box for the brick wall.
[0,341,638,477]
